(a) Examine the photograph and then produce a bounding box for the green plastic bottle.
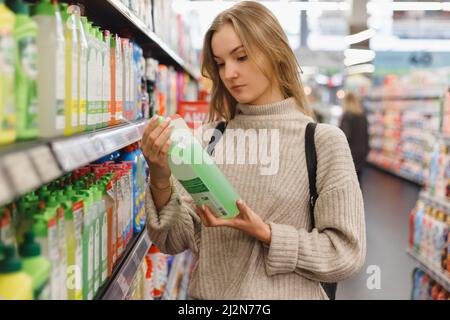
[48,194,67,299]
[66,188,83,300]
[32,197,59,300]
[0,0,16,145]
[19,231,51,300]
[0,245,33,299]
[158,115,241,219]
[7,0,38,140]
[77,190,94,300]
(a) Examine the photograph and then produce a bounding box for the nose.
[224,62,238,80]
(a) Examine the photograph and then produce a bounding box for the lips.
[231,84,246,90]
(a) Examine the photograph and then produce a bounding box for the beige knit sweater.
[145,97,366,300]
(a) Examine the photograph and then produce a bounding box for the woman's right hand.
[141,115,173,187]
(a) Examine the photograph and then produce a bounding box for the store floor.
[337,166,420,300]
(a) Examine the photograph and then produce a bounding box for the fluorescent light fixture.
[346,64,375,75]
[367,1,450,12]
[173,0,350,13]
[344,49,376,66]
[345,29,376,45]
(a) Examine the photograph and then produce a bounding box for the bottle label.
[18,36,39,131]
[0,31,16,132]
[101,210,108,282]
[79,50,87,126]
[71,46,79,128]
[55,41,66,133]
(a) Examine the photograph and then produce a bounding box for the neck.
[248,87,284,106]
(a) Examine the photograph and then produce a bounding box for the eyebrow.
[213,45,244,59]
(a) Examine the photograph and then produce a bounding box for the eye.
[237,55,248,62]
[216,61,225,68]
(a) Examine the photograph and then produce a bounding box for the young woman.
[339,92,370,184]
[142,1,366,299]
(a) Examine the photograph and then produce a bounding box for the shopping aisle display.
[0,0,200,300]
[412,268,449,300]
[366,69,450,185]
[407,110,450,298]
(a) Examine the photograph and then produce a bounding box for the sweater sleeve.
[145,178,202,256]
[263,124,366,282]
[145,122,218,255]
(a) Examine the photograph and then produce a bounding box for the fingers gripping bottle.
[157,115,240,219]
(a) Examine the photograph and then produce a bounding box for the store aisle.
[337,166,420,300]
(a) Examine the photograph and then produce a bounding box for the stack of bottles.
[409,199,450,274]
[127,244,194,301]
[0,142,148,300]
[412,268,449,300]
[425,143,450,200]
[144,58,198,119]
[0,0,167,145]
[441,88,450,136]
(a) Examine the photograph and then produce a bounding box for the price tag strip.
[2,151,41,195]
[0,166,13,205]
[28,145,62,184]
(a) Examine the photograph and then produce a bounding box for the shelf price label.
[0,167,13,205]
[52,138,90,172]
[2,152,41,195]
[28,145,62,184]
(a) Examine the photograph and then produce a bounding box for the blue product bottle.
[414,204,425,253]
[120,144,139,234]
[137,148,148,229]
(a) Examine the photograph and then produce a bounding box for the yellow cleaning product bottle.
[0,245,33,299]
[0,0,16,144]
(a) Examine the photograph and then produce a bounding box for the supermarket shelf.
[406,249,450,293]
[368,161,424,186]
[0,120,148,206]
[76,0,200,80]
[365,94,442,102]
[52,120,148,172]
[418,191,450,213]
[95,226,152,300]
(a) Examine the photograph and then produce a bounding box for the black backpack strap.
[207,121,227,156]
[305,122,318,229]
[305,122,337,300]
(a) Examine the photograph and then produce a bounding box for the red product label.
[48,217,57,228]
[72,200,84,212]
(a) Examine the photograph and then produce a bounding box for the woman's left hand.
[196,200,272,245]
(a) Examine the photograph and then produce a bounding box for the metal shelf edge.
[106,0,200,79]
[98,227,152,300]
[406,248,450,292]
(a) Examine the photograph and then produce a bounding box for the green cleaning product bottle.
[91,185,101,294]
[158,115,240,219]
[61,3,78,135]
[48,194,67,299]
[32,0,66,138]
[19,231,51,300]
[77,190,94,300]
[7,0,38,140]
[32,196,60,300]
[0,245,33,299]
[66,187,83,300]
[0,0,16,145]
[94,183,107,286]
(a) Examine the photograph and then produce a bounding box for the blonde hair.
[201,1,312,122]
[343,92,364,115]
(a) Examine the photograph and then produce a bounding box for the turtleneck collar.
[236,97,300,116]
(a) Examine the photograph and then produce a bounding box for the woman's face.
[211,23,282,105]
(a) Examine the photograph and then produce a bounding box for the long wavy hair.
[201,1,312,122]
